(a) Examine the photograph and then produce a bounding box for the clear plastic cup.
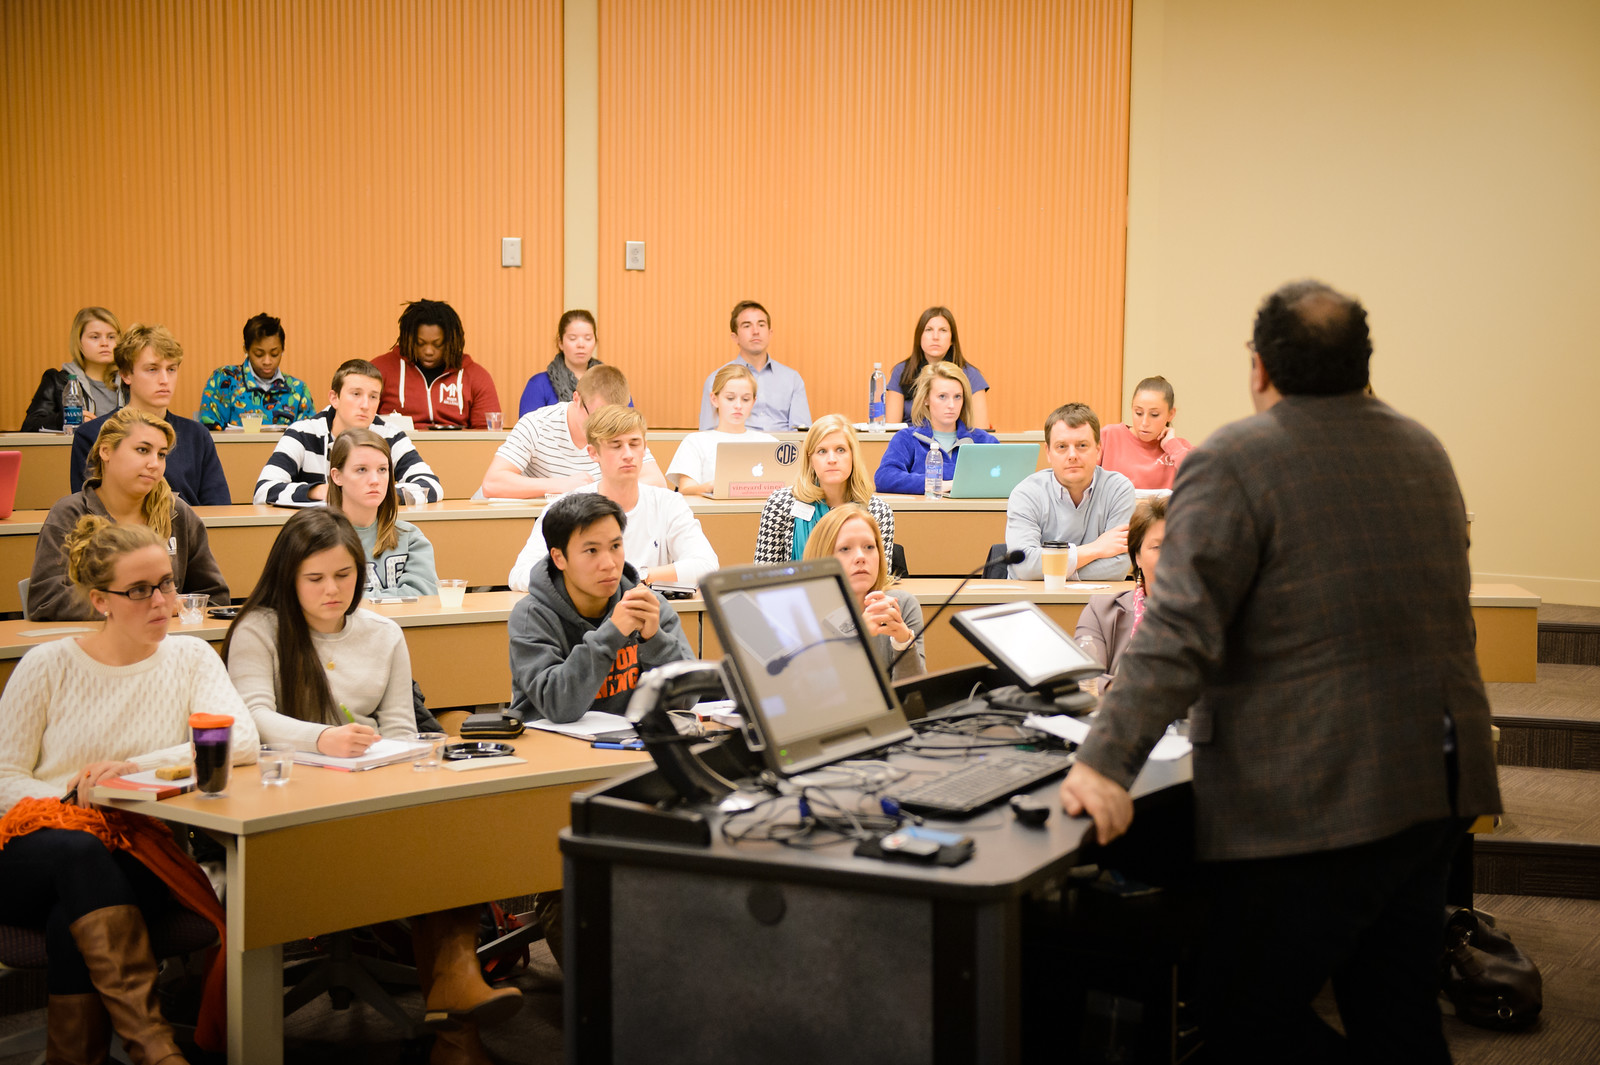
[190,713,234,798]
[411,732,447,771]
[259,743,294,786]
[485,411,504,431]
[438,580,467,609]
[239,411,265,433]
[176,593,210,625]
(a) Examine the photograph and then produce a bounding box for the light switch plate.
[502,237,522,267]
[625,241,645,271]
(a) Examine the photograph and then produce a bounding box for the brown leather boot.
[46,993,111,1065]
[430,1019,495,1065]
[67,905,187,1065]
[412,907,522,1030]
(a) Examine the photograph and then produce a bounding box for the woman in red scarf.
[1074,495,1168,694]
[0,516,258,1064]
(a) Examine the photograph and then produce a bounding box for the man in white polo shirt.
[508,405,719,592]
[479,365,666,497]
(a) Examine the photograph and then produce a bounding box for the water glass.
[239,411,265,433]
[411,732,447,772]
[176,593,210,625]
[485,411,504,431]
[438,580,468,609]
[259,743,294,786]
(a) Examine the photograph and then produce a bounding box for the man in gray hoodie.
[508,492,694,724]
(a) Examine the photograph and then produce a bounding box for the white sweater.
[507,482,721,592]
[225,608,416,751]
[0,635,260,814]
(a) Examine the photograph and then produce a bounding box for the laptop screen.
[951,601,1104,691]
[701,559,914,776]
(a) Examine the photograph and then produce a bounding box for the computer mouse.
[1009,794,1051,827]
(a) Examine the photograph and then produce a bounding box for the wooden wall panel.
[0,0,563,437]
[598,0,1131,431]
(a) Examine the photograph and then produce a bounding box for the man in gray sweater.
[508,492,694,724]
[1005,402,1136,580]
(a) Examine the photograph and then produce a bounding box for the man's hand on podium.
[1059,762,1134,845]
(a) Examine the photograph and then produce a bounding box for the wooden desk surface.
[89,726,643,1065]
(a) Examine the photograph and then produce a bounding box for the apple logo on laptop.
[752,463,764,477]
[990,465,1002,478]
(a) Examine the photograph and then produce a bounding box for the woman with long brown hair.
[326,428,438,597]
[223,508,520,1062]
[882,305,991,428]
[29,407,228,621]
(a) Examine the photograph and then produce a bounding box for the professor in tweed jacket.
[1062,280,1501,1063]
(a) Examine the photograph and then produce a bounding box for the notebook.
[709,440,803,498]
[947,443,1038,498]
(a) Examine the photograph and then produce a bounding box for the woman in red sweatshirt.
[372,299,502,429]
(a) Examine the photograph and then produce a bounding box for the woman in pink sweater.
[1098,375,1194,490]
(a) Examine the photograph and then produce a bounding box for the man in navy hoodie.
[508,492,693,725]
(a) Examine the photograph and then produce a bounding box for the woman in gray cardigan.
[1074,495,1167,692]
[28,408,228,621]
[803,503,925,679]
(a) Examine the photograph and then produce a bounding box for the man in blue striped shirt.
[253,360,442,505]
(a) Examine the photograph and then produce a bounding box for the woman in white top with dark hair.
[0,515,258,1064]
[667,363,776,495]
[223,507,521,1062]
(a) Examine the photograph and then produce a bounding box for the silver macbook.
[710,440,803,498]
[948,443,1038,498]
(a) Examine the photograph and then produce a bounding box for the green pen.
[341,704,354,723]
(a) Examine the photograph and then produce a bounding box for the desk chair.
[982,542,1009,578]
[281,927,420,1038]
[890,543,909,580]
[0,907,217,1062]
[16,578,28,617]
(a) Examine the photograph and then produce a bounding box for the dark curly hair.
[1251,280,1371,396]
[397,299,466,370]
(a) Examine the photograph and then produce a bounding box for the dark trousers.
[1197,817,1469,1065]
[0,828,172,994]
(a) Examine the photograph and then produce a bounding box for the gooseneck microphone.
[887,549,1025,675]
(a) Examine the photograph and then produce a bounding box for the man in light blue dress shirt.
[1006,403,1136,580]
[697,301,812,431]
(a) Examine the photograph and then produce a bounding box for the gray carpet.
[1487,664,1600,722]
[1539,604,1600,626]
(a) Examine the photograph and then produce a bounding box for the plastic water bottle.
[867,362,887,426]
[924,445,943,499]
[62,378,87,428]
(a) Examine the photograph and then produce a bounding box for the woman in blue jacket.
[873,361,998,494]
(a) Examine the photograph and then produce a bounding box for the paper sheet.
[528,711,634,739]
[1023,714,1192,761]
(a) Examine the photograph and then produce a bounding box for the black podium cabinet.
[559,725,1192,1065]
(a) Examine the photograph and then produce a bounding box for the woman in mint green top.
[325,428,438,597]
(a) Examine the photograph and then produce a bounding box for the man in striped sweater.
[253,360,443,505]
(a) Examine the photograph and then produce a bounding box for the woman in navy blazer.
[872,361,997,495]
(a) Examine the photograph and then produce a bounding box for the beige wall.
[1125,0,1600,605]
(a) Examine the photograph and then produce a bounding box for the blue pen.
[591,740,645,750]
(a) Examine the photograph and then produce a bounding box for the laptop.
[709,440,803,499]
[947,443,1038,498]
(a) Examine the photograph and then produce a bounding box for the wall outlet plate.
[502,237,521,267]
[625,241,645,270]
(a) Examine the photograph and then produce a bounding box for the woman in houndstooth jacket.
[753,414,895,564]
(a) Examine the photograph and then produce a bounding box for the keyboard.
[893,749,1074,817]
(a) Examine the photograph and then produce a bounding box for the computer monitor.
[950,601,1104,694]
[700,559,914,777]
